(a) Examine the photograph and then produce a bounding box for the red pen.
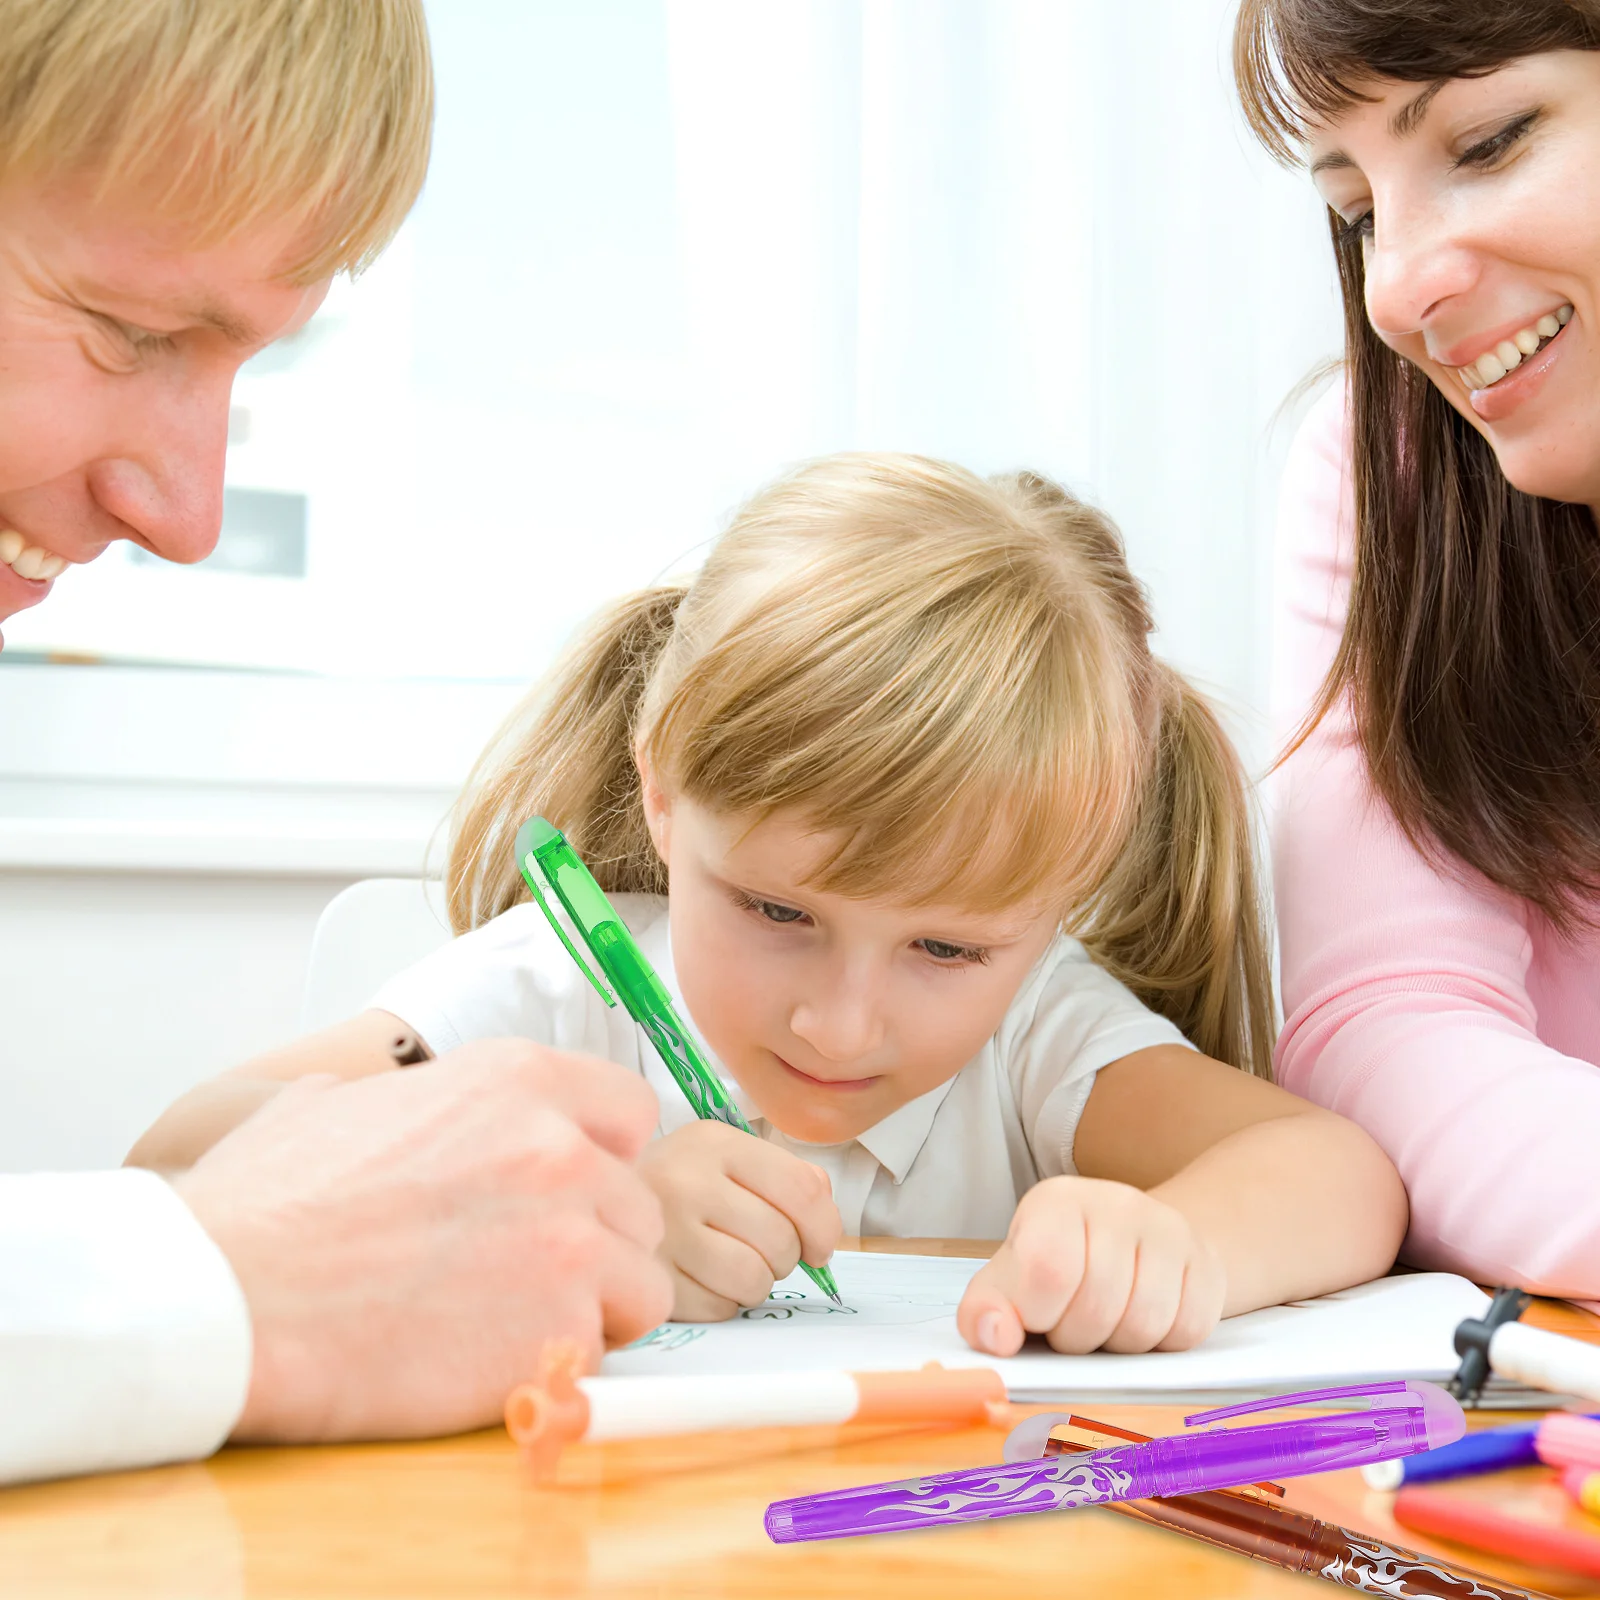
[1394,1485,1600,1580]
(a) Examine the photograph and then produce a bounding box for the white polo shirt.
[370,896,1191,1240]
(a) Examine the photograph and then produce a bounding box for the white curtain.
[5,0,1340,767]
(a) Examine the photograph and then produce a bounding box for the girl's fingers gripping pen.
[805,1260,842,1304]
[516,815,849,1310]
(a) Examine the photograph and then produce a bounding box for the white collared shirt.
[373,896,1191,1239]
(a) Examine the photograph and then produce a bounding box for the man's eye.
[92,313,175,358]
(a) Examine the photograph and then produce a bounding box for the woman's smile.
[1447,304,1575,422]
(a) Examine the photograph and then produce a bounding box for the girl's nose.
[1362,204,1480,347]
[788,979,885,1067]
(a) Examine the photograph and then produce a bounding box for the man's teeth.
[0,531,67,581]
[1459,304,1574,390]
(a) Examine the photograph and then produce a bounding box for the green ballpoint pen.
[514,816,844,1306]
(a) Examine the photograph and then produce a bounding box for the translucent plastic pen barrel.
[1048,1423,1547,1600]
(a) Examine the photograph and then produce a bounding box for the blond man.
[0,0,671,1484]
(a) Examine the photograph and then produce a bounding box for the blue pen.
[1362,1411,1600,1489]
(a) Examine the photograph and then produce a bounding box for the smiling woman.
[1234,0,1600,1299]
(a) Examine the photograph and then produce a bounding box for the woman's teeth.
[0,530,67,581]
[1458,304,1573,390]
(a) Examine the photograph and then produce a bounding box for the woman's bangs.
[1235,0,1376,163]
[1235,0,1600,165]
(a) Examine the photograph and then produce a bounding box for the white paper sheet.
[601,1252,1492,1402]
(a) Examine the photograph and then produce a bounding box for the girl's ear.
[635,742,672,863]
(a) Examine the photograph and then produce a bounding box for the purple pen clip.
[1187,1380,1464,1450]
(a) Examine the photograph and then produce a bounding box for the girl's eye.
[1455,111,1538,171]
[735,890,808,926]
[758,900,806,925]
[917,938,990,966]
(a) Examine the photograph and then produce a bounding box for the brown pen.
[388,1028,434,1067]
[1046,1416,1553,1600]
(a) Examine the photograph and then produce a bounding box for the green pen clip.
[514,816,843,1306]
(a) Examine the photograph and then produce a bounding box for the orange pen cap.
[505,1339,591,1481]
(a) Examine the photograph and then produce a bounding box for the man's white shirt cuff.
[0,1168,252,1485]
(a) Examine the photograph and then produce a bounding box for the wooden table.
[3,1240,1598,1600]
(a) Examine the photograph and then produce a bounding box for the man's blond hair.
[0,0,433,280]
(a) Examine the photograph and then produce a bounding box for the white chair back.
[301,877,453,1032]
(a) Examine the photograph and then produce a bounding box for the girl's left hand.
[956,1175,1226,1357]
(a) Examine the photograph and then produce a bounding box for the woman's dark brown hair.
[1235,0,1600,927]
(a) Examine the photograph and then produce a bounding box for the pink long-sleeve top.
[1274,385,1600,1303]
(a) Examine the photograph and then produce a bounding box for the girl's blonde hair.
[0,0,433,281]
[450,454,1275,1077]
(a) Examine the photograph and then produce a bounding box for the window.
[1,0,1340,773]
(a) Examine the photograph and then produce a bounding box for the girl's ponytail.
[444,585,687,934]
[1081,665,1275,1078]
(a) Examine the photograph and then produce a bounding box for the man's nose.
[789,967,886,1065]
[1362,201,1480,347]
[85,368,234,565]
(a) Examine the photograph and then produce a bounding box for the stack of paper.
[603,1251,1546,1408]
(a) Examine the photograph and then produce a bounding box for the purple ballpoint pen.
[765,1380,1466,1544]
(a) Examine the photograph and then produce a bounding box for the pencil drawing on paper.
[729,1257,969,1327]
[739,1289,859,1320]
[623,1254,975,1354]
[625,1324,708,1353]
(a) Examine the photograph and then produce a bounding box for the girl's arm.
[1073,1044,1408,1312]
[125,1010,415,1172]
[956,1043,1407,1357]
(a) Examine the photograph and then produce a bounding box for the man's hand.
[636,1122,841,1321]
[173,1039,672,1443]
[957,1176,1226,1357]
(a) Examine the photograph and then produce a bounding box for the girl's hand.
[637,1121,843,1322]
[957,1176,1226,1357]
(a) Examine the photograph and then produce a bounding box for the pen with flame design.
[766,1380,1466,1543]
[1028,1412,1552,1600]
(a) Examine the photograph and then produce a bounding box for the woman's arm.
[1279,714,1600,1298]
[1275,389,1600,1301]
[125,1009,418,1172]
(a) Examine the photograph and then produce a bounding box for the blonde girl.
[134,454,1405,1357]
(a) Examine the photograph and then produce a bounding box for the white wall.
[0,869,354,1172]
[0,666,514,1171]
[0,0,1345,1172]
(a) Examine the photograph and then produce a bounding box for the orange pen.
[505,1342,1009,1479]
